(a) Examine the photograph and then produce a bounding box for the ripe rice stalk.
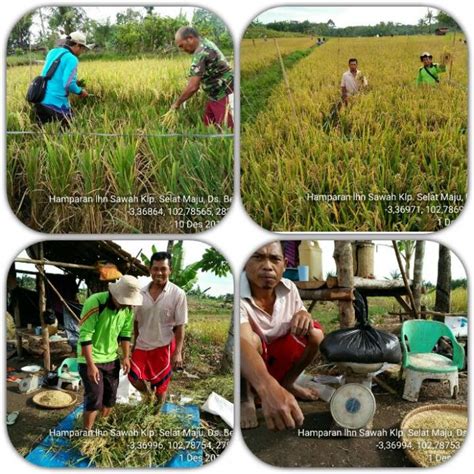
[160,108,179,130]
[66,402,193,467]
[241,34,467,232]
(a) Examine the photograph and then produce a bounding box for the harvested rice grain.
[402,406,467,467]
[33,390,75,408]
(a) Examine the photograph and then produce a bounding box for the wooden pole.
[395,295,413,315]
[36,243,51,371]
[334,241,355,328]
[389,310,466,318]
[435,245,451,313]
[36,267,81,322]
[15,257,96,271]
[10,262,24,357]
[413,241,425,317]
[298,287,354,302]
[392,241,418,318]
[373,376,398,396]
[14,302,23,357]
[448,31,456,81]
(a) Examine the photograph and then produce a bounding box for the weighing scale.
[329,362,383,430]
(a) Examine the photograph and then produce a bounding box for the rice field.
[241,35,468,232]
[241,37,316,77]
[7,57,233,233]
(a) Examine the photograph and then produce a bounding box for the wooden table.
[15,328,68,357]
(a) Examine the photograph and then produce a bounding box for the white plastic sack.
[296,373,337,402]
[445,316,468,338]
[201,392,233,428]
[116,369,141,404]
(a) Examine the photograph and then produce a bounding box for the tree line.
[245,10,461,39]
[8,6,232,55]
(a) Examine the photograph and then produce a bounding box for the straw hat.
[109,275,143,306]
[67,31,95,49]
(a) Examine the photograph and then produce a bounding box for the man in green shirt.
[170,26,234,129]
[416,51,447,85]
[78,275,143,430]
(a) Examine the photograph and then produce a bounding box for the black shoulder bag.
[26,50,69,104]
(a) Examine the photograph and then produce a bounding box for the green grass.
[6,52,44,67]
[311,289,468,334]
[183,297,232,374]
[241,47,315,124]
[311,296,405,333]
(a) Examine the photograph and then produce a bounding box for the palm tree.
[425,9,434,33]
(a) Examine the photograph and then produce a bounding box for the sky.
[116,240,233,297]
[13,240,234,297]
[255,6,438,28]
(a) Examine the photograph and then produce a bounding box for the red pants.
[129,339,175,394]
[262,321,323,383]
[204,95,234,130]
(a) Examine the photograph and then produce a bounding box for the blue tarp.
[25,403,202,468]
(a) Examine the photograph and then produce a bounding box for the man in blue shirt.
[34,31,91,127]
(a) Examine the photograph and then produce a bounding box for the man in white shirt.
[128,252,188,403]
[341,58,368,104]
[240,242,324,431]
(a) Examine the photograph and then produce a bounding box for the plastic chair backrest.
[58,357,79,376]
[401,320,456,353]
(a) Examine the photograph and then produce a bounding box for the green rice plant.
[423,287,467,313]
[104,138,139,197]
[6,56,233,233]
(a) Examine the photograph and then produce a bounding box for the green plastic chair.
[401,320,465,401]
[57,357,81,391]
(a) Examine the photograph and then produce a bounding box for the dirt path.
[242,377,467,467]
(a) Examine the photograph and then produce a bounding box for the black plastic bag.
[320,291,401,364]
[43,371,59,387]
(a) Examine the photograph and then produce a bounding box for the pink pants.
[204,95,234,130]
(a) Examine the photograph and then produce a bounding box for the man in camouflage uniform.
[171,26,234,129]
